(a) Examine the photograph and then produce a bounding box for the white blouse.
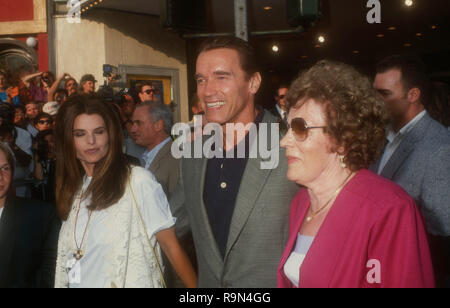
[55,166,176,288]
[283,235,314,287]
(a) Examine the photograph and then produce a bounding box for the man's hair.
[24,100,37,107]
[33,112,53,126]
[137,100,173,136]
[55,88,69,96]
[65,77,78,87]
[191,93,201,108]
[135,82,154,94]
[197,36,259,80]
[376,55,430,102]
[275,85,289,96]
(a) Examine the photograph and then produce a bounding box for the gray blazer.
[169,111,299,288]
[372,114,450,236]
[148,140,179,199]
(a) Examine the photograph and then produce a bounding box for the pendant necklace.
[73,189,93,261]
[306,172,354,222]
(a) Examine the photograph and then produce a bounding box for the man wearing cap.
[80,74,97,94]
[43,102,60,116]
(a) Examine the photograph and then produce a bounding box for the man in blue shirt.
[130,100,178,198]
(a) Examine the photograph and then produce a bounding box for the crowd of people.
[0,36,448,288]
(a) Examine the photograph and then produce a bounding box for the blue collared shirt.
[142,137,172,169]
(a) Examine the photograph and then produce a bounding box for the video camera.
[103,64,121,81]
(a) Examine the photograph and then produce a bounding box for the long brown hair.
[54,95,130,220]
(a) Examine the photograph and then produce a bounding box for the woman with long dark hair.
[54,95,196,288]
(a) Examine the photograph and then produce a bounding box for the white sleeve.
[132,167,176,237]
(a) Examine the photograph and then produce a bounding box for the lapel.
[224,112,278,260]
[380,114,431,179]
[0,198,19,285]
[278,192,310,276]
[148,140,172,174]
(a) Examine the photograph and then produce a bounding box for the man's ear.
[154,119,164,132]
[249,72,262,95]
[407,87,421,104]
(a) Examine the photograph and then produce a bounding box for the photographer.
[21,71,55,102]
[32,129,55,202]
[0,104,33,197]
[79,74,97,95]
[46,73,71,103]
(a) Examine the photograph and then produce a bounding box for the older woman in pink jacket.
[277,60,435,288]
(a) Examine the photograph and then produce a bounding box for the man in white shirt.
[373,54,450,287]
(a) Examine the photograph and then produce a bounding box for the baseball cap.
[80,74,97,85]
[43,101,60,116]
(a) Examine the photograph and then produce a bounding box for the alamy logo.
[171,115,280,170]
[366,259,382,284]
[367,0,381,24]
[66,0,81,24]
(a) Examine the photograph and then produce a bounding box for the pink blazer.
[277,170,435,288]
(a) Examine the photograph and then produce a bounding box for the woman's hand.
[156,227,197,288]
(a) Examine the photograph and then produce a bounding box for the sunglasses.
[278,95,286,99]
[144,89,156,95]
[38,120,52,125]
[287,117,327,141]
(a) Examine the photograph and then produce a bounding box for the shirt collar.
[386,110,427,143]
[142,137,171,164]
[275,104,284,117]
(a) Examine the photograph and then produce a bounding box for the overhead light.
[416,32,423,37]
[388,26,397,31]
[404,43,412,47]
[26,37,38,48]
[301,55,308,59]
[352,50,360,54]
[263,6,272,11]
[376,34,385,38]
[317,35,326,44]
[272,45,279,52]
[431,25,437,30]
[404,0,413,7]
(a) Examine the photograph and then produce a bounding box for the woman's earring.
[339,155,346,169]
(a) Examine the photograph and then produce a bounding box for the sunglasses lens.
[291,118,308,141]
[279,95,286,99]
[145,89,155,94]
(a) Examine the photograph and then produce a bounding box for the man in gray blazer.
[130,101,178,198]
[170,37,298,288]
[373,55,450,286]
[131,100,197,288]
